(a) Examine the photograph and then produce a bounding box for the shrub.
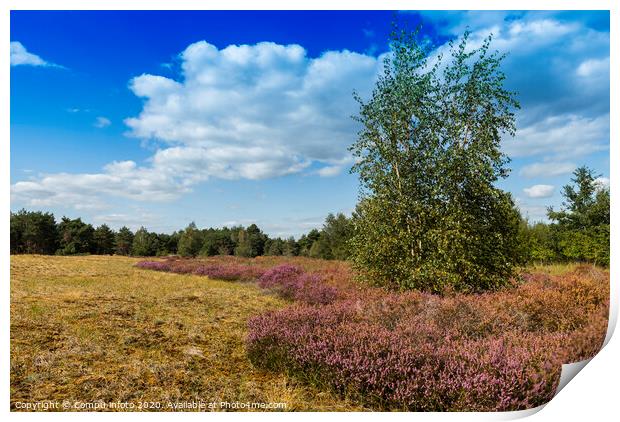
[293,274,339,305]
[257,265,304,290]
[135,259,266,281]
[193,264,264,281]
[257,265,338,305]
[134,261,171,272]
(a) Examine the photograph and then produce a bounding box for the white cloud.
[595,177,610,190]
[10,160,190,209]
[11,42,382,209]
[504,114,609,160]
[523,184,555,199]
[419,13,609,165]
[519,161,576,178]
[317,165,343,178]
[92,210,159,231]
[123,42,382,181]
[577,57,609,77]
[10,41,61,67]
[94,117,111,128]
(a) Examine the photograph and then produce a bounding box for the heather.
[132,256,608,411]
[247,265,609,411]
[258,265,339,305]
[136,259,340,305]
[135,257,266,281]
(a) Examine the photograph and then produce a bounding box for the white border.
[2,1,617,421]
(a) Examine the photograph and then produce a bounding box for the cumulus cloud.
[523,184,555,199]
[595,177,610,190]
[10,41,62,67]
[504,114,609,160]
[577,57,609,77]
[10,160,190,209]
[519,161,576,178]
[124,41,382,180]
[12,42,382,208]
[94,117,111,128]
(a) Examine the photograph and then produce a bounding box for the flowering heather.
[247,266,609,411]
[134,258,265,281]
[293,274,339,305]
[193,264,265,281]
[134,260,171,272]
[257,265,339,305]
[257,265,304,291]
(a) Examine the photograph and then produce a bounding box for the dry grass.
[10,255,365,411]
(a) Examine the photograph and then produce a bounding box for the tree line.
[10,210,353,260]
[10,166,609,268]
[10,165,608,267]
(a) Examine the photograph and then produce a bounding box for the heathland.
[11,254,608,411]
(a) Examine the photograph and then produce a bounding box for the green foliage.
[10,209,58,254]
[518,220,557,264]
[155,232,177,256]
[234,229,252,257]
[200,228,234,256]
[547,166,610,266]
[283,237,300,257]
[233,224,268,257]
[114,226,134,256]
[131,227,156,256]
[266,238,285,256]
[298,229,321,257]
[309,234,332,259]
[321,213,353,260]
[177,222,203,257]
[57,217,95,255]
[548,167,609,229]
[247,224,268,256]
[349,25,522,293]
[93,224,116,255]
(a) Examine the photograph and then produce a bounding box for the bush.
[257,265,338,305]
[135,261,171,272]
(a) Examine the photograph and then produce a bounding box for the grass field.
[10,255,609,411]
[10,255,364,411]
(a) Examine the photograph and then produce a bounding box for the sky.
[10,10,610,237]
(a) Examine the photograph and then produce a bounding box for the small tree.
[548,166,610,266]
[548,166,609,229]
[309,234,332,259]
[246,224,268,257]
[283,237,300,256]
[177,222,203,257]
[131,227,155,256]
[298,229,321,257]
[115,226,134,256]
[57,217,95,255]
[321,213,353,260]
[93,224,116,255]
[266,238,285,256]
[349,25,522,293]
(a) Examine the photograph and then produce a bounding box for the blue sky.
[10,11,610,237]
